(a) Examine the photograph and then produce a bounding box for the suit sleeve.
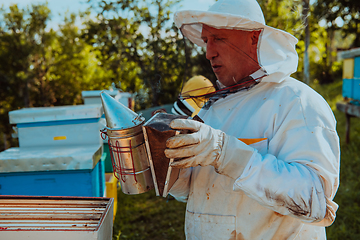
[214,98,340,226]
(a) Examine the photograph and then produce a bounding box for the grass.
[325,107,360,239]
[112,79,360,239]
[112,190,186,240]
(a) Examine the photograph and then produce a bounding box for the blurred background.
[0,0,359,239]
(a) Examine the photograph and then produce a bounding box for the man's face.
[201,25,261,87]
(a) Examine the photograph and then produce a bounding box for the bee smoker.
[100,92,154,194]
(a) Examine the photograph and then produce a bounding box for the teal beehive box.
[340,48,360,101]
[0,105,105,197]
[9,105,104,148]
[342,79,354,99]
[0,146,105,197]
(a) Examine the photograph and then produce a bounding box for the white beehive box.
[0,195,113,240]
[82,90,133,110]
[9,105,103,148]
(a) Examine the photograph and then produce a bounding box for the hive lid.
[82,89,120,98]
[0,145,102,173]
[339,47,360,60]
[100,91,144,129]
[9,105,103,124]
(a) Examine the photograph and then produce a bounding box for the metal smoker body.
[100,92,154,194]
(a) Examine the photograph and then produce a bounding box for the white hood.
[174,0,299,83]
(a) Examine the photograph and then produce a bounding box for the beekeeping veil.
[174,0,299,84]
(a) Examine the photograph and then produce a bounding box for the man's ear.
[251,30,261,45]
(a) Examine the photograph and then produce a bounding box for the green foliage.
[258,0,305,37]
[0,3,53,149]
[0,3,114,150]
[309,81,360,239]
[326,109,360,240]
[257,1,356,85]
[311,0,360,84]
[47,12,113,106]
[313,0,360,48]
[83,0,186,110]
[0,0,211,149]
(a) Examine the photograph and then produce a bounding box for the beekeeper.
[164,0,340,239]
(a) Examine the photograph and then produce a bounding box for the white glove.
[164,119,225,169]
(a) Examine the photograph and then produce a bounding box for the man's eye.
[215,38,224,41]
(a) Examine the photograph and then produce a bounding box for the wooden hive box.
[0,195,114,240]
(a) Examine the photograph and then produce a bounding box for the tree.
[47,12,113,106]
[256,0,307,82]
[0,4,52,108]
[0,3,53,150]
[83,0,186,109]
[302,0,310,84]
[311,0,359,84]
[313,0,360,48]
[0,4,112,150]
[257,0,345,84]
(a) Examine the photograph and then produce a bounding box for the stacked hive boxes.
[0,105,105,197]
[0,195,114,240]
[341,48,360,101]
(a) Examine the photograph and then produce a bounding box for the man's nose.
[206,41,218,60]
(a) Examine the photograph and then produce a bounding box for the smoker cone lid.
[100,91,144,129]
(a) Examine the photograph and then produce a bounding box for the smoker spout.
[100,91,144,129]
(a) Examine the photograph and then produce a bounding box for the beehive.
[0,105,105,197]
[340,48,360,101]
[0,195,113,240]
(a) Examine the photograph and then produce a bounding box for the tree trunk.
[303,0,310,85]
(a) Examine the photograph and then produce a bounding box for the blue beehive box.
[0,146,105,197]
[0,105,105,197]
[353,79,360,101]
[340,48,360,101]
[342,79,354,99]
[9,105,104,148]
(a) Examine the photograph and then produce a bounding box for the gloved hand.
[164,118,225,169]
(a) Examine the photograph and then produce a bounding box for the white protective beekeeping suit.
[168,0,340,239]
